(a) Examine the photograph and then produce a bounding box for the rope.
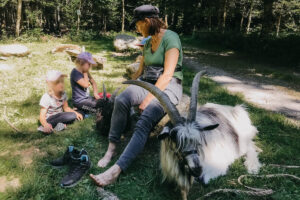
[198,164,300,199]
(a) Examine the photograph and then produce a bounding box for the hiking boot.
[60,154,91,188]
[50,146,87,167]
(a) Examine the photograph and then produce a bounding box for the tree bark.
[208,12,212,31]
[240,4,246,32]
[77,0,81,35]
[121,0,125,32]
[261,0,274,36]
[16,0,22,37]
[164,14,168,27]
[218,0,227,32]
[246,0,254,34]
[276,12,281,37]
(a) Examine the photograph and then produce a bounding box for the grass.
[0,36,299,200]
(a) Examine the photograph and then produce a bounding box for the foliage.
[0,0,299,37]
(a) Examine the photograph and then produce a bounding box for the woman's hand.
[75,112,83,121]
[44,123,53,133]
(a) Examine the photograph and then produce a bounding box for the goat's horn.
[111,87,121,101]
[187,70,206,122]
[123,80,183,125]
[103,83,107,100]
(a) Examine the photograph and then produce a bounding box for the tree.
[121,0,125,32]
[261,0,276,36]
[16,0,22,36]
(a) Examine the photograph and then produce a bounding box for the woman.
[90,5,183,186]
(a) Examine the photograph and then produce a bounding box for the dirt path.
[183,56,300,122]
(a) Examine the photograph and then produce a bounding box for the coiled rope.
[198,164,300,199]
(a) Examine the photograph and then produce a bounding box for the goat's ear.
[200,124,219,131]
[158,126,170,140]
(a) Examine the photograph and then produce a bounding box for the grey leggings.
[109,78,183,171]
[46,112,77,127]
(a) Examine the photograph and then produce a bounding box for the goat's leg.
[244,141,261,174]
[180,188,188,200]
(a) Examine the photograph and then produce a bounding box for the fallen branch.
[97,187,119,200]
[3,106,21,133]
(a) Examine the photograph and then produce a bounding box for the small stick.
[3,106,21,133]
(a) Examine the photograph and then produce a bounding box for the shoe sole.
[60,162,92,188]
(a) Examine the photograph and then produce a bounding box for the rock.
[0,44,29,57]
[113,34,140,52]
[51,44,82,54]
[65,49,106,69]
[126,62,140,76]
[125,55,142,76]
[0,57,7,61]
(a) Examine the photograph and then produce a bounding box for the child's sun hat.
[46,70,67,82]
[77,52,96,65]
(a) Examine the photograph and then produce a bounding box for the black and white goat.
[124,71,261,200]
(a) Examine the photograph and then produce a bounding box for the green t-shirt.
[143,30,183,80]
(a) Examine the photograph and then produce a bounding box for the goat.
[124,71,261,200]
[95,84,120,136]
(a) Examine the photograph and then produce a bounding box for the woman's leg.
[90,78,183,186]
[97,85,148,167]
[46,112,77,127]
[91,100,165,185]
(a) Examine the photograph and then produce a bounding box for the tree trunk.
[164,14,168,27]
[246,0,254,34]
[261,0,274,36]
[77,1,81,35]
[218,0,227,32]
[57,6,61,34]
[222,0,227,31]
[121,0,125,32]
[16,0,22,37]
[276,12,281,37]
[208,12,212,31]
[239,4,246,32]
[104,15,107,32]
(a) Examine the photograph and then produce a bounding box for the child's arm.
[88,72,100,99]
[39,107,53,133]
[63,101,83,120]
[76,73,90,88]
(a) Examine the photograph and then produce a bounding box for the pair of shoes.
[50,146,91,188]
[37,123,66,133]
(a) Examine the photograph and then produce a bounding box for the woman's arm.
[39,107,53,133]
[131,56,145,80]
[88,72,100,99]
[63,101,83,120]
[139,48,179,110]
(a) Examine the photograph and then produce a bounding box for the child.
[70,52,100,115]
[38,70,83,134]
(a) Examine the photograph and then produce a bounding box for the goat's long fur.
[160,103,261,191]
